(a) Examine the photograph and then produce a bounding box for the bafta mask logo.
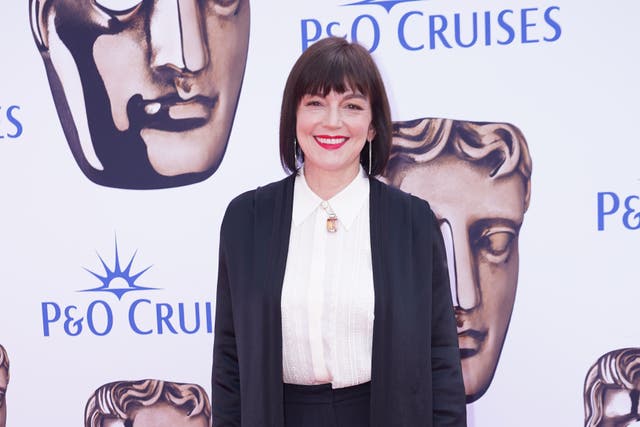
[29,0,250,189]
[85,379,211,427]
[0,344,9,427]
[384,118,532,402]
[585,348,640,427]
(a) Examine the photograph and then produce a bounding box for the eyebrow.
[342,92,368,101]
[303,92,368,101]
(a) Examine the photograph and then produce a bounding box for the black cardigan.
[212,174,466,426]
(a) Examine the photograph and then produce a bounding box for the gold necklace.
[320,201,338,233]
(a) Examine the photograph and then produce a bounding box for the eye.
[301,95,324,108]
[212,0,241,16]
[93,0,143,16]
[345,103,364,110]
[475,227,516,263]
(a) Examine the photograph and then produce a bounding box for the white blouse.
[281,167,375,389]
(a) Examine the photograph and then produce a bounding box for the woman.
[212,37,466,426]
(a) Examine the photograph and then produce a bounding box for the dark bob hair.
[279,37,392,176]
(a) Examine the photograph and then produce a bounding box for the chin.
[461,353,497,403]
[141,127,227,176]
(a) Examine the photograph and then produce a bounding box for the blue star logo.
[342,0,425,13]
[79,239,158,299]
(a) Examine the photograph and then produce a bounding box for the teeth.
[316,137,347,144]
[144,102,162,115]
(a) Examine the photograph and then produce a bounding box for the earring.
[294,137,298,168]
[368,140,372,175]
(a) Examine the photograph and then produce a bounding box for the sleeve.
[429,207,467,426]
[211,232,241,426]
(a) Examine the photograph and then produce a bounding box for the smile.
[314,135,348,150]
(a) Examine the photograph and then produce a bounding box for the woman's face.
[295,89,375,177]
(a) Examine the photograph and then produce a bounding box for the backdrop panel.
[1,1,639,425]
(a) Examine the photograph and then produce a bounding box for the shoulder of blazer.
[221,174,296,241]
[254,173,296,208]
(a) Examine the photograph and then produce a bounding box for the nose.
[326,105,343,128]
[441,219,480,311]
[149,0,208,73]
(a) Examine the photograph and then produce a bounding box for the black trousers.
[283,382,371,427]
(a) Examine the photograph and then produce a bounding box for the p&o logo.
[0,104,23,140]
[597,191,640,231]
[79,244,157,299]
[300,0,561,52]
[41,239,213,337]
[343,0,424,13]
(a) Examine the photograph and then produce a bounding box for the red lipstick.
[314,135,348,150]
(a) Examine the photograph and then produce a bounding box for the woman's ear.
[368,123,376,141]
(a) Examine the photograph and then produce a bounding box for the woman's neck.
[303,163,361,200]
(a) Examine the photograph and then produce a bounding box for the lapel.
[262,174,295,304]
[368,178,390,420]
[254,173,295,426]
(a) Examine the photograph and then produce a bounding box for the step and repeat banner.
[1,1,639,425]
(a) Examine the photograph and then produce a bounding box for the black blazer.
[212,174,466,426]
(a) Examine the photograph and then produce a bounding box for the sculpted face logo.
[383,118,532,403]
[584,348,640,427]
[85,379,211,427]
[41,239,213,337]
[29,0,250,189]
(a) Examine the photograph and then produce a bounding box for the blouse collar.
[292,166,370,231]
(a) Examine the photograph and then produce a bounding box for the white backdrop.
[1,1,639,425]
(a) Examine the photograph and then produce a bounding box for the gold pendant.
[326,214,338,233]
